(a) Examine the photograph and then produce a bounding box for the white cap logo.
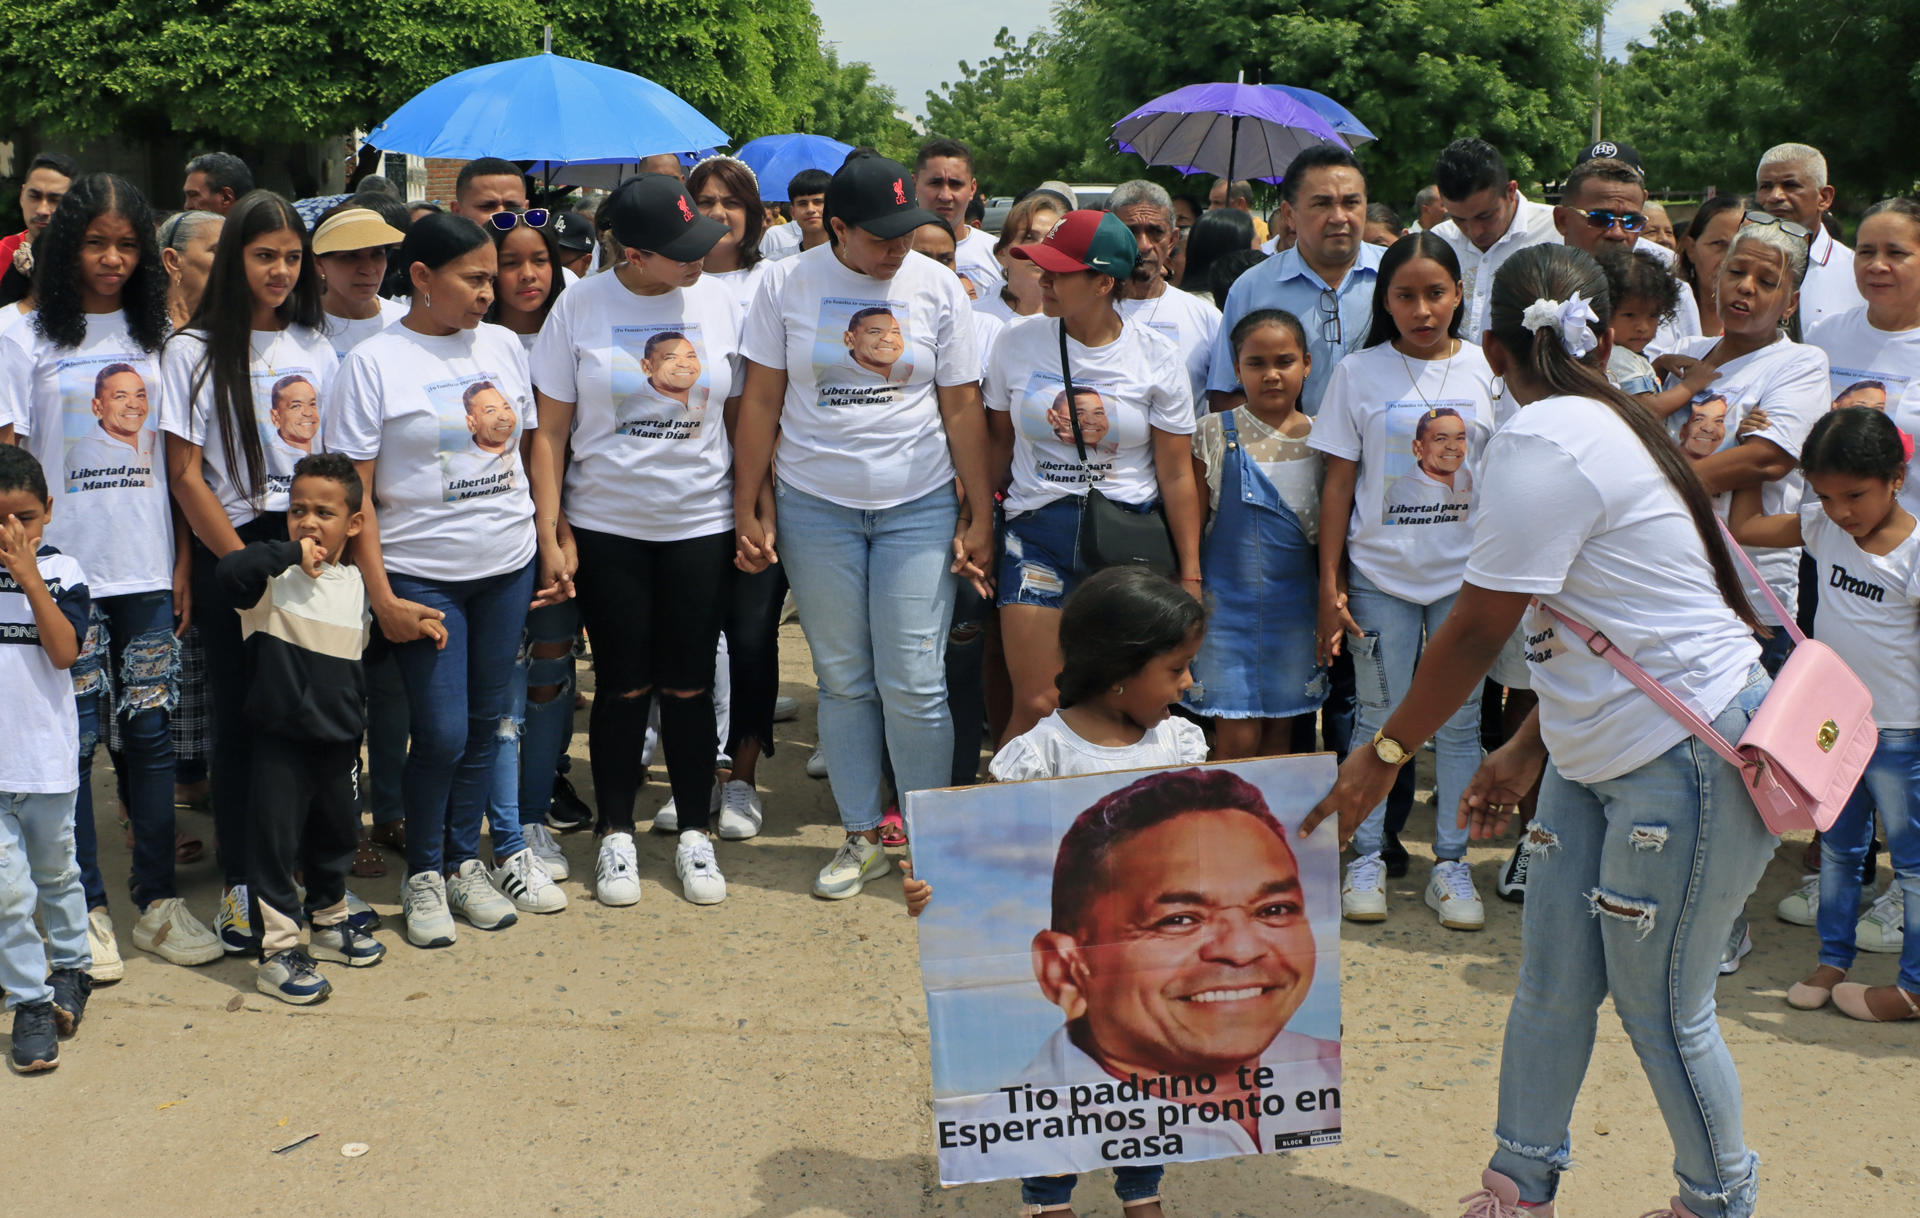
[1593,141,1618,157]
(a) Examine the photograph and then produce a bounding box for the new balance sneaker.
[9,1002,58,1073]
[812,833,890,900]
[652,781,721,834]
[215,885,254,955]
[805,749,829,779]
[1341,853,1388,922]
[595,832,642,907]
[49,968,93,1035]
[1496,841,1530,904]
[675,831,728,905]
[131,898,224,966]
[1426,860,1486,931]
[717,780,764,841]
[344,889,381,933]
[448,859,519,930]
[526,821,570,881]
[490,847,568,913]
[256,949,331,1005]
[547,774,594,832]
[1857,884,1905,953]
[310,922,387,968]
[773,694,800,722]
[1718,916,1752,974]
[85,907,124,984]
[402,871,455,948]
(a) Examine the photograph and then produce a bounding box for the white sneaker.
[675,831,728,904]
[1426,860,1485,931]
[773,694,800,722]
[131,897,224,966]
[1718,916,1752,974]
[1341,853,1388,922]
[595,832,642,906]
[447,859,519,930]
[86,907,125,984]
[402,871,455,948]
[1857,884,1905,953]
[652,780,721,834]
[812,832,890,899]
[525,821,570,881]
[1776,873,1820,926]
[805,748,829,779]
[717,780,764,840]
[490,848,568,914]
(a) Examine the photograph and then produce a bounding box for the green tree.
[799,47,917,163]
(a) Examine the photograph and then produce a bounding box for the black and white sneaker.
[9,1002,58,1072]
[1497,841,1530,904]
[547,774,594,832]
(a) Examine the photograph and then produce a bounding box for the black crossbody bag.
[1058,320,1176,577]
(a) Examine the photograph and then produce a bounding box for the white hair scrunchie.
[1520,292,1600,359]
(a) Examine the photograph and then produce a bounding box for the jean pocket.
[1349,630,1390,709]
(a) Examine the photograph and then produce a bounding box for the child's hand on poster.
[902,859,933,917]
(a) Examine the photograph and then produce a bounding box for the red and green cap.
[1012,209,1137,278]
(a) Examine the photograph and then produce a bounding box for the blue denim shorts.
[997,496,1085,610]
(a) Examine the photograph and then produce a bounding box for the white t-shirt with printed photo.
[740,244,978,510]
[1669,334,1830,624]
[1,312,174,597]
[1799,501,1920,729]
[1807,308,1920,511]
[158,325,339,527]
[955,225,1006,298]
[324,321,538,582]
[1466,393,1762,784]
[984,315,1194,516]
[529,270,739,543]
[1307,341,1498,605]
[323,297,409,359]
[1118,286,1222,410]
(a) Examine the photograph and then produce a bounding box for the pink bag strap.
[1715,517,1806,645]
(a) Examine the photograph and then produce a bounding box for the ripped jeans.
[0,788,89,1010]
[1490,666,1774,1218]
[487,600,581,831]
[72,590,177,910]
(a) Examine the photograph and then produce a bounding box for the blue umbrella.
[733,134,856,200]
[1267,85,1376,149]
[1113,82,1344,184]
[366,51,727,163]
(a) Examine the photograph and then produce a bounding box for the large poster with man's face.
[908,756,1342,1187]
[60,353,158,493]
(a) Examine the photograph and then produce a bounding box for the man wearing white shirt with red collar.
[1428,139,1559,339]
[1756,142,1865,329]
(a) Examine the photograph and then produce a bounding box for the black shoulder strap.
[1058,320,1090,468]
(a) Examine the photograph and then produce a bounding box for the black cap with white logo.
[602,172,728,261]
[824,152,943,240]
[1575,140,1643,176]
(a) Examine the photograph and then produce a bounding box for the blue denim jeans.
[1020,1166,1164,1206]
[72,590,177,910]
[1818,728,1920,991]
[1345,570,1479,861]
[775,478,957,833]
[487,599,581,830]
[0,788,89,1009]
[388,561,534,874]
[1489,666,1775,1217]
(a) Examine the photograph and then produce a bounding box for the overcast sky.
[814,0,1682,119]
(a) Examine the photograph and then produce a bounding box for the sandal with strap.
[351,833,388,878]
[1122,1197,1165,1214]
[878,805,908,847]
[369,820,407,852]
[1018,1207,1076,1217]
[1832,981,1920,1021]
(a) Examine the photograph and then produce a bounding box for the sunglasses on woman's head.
[1742,210,1813,241]
[1573,208,1646,234]
[486,208,551,233]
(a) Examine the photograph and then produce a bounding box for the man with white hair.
[1756,142,1864,327]
[1110,179,1221,409]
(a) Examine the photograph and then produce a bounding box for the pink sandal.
[878,805,908,847]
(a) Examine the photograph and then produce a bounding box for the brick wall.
[423,157,467,205]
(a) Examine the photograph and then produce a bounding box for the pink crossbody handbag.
[1541,522,1876,835]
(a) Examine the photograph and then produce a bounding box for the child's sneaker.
[675,831,727,904]
[344,889,381,933]
[256,949,331,1005]
[448,859,518,930]
[131,897,224,966]
[1341,853,1388,922]
[1857,884,1905,953]
[48,968,93,1035]
[490,847,568,913]
[401,871,456,949]
[8,1002,58,1073]
[310,922,386,968]
[525,821,570,881]
[812,832,889,900]
[215,885,254,954]
[85,907,124,984]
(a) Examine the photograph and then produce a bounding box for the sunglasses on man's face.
[487,208,551,233]
[1572,207,1646,234]
[1742,209,1813,241]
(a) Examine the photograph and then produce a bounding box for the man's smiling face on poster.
[92,365,148,443]
[844,307,905,374]
[463,382,517,454]
[643,333,702,399]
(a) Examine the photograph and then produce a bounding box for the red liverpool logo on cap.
[678,196,694,222]
[892,178,907,205]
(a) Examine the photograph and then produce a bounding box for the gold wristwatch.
[1371,730,1412,766]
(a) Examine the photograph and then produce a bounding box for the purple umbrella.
[1113,82,1345,183]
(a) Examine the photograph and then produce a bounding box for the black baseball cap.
[1575,140,1643,176]
[550,211,594,254]
[824,152,943,240]
[602,173,728,261]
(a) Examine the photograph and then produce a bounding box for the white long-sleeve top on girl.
[1307,340,1498,605]
[157,325,339,527]
[1466,394,1761,784]
[1798,502,1920,728]
[323,321,537,583]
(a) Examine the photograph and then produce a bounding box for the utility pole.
[1592,2,1607,142]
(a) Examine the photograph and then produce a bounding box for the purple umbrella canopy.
[1113,82,1346,183]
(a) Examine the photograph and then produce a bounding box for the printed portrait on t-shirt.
[428,372,525,503]
[810,297,928,407]
[1014,371,1126,488]
[610,323,712,440]
[1381,403,1476,526]
[60,356,157,493]
[1832,380,1889,412]
[1677,393,1730,461]
[254,370,322,500]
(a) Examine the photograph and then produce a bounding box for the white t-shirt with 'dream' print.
[984,316,1194,516]
[158,326,339,527]
[740,244,978,510]
[0,312,174,597]
[529,270,740,543]
[1807,308,1920,511]
[1798,501,1920,729]
[1307,341,1498,605]
[324,321,537,583]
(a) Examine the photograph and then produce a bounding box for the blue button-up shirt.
[1206,241,1385,416]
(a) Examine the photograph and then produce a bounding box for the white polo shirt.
[1431,192,1560,339]
[1798,225,1865,330]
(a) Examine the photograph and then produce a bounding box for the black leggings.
[572,526,734,833]
[725,564,788,759]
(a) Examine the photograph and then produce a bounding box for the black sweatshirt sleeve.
[215,539,304,612]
